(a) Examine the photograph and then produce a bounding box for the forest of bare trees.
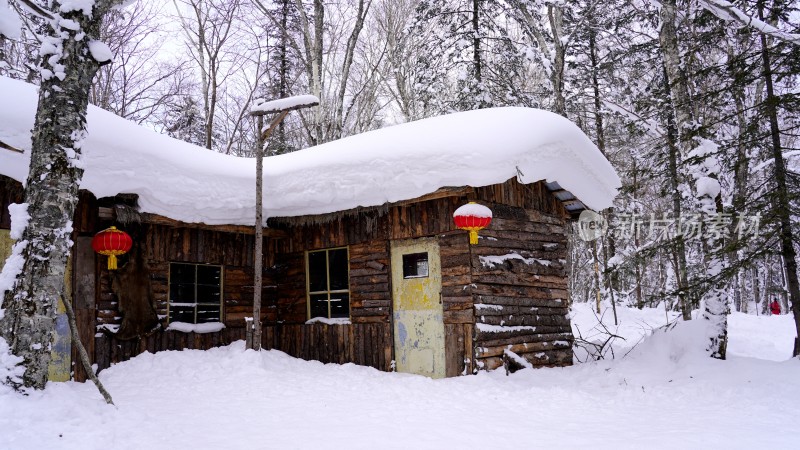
[0,0,798,387]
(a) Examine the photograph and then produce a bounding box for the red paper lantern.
[92,226,132,270]
[453,202,492,245]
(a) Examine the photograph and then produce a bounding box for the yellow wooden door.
[391,238,445,378]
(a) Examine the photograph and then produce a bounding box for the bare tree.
[91,1,188,124]
[505,0,569,116]
[172,0,244,150]
[372,0,427,122]
[330,0,372,139]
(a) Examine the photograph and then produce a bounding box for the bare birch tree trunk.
[1,0,122,390]
[727,40,751,314]
[332,0,371,138]
[506,0,566,116]
[547,4,566,116]
[295,0,324,144]
[251,115,265,351]
[662,67,691,320]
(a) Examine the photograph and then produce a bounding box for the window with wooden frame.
[306,247,350,319]
[168,263,223,324]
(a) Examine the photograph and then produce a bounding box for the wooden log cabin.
[0,76,619,380]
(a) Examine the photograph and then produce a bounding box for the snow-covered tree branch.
[699,0,800,46]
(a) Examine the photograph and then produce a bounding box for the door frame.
[390,237,445,378]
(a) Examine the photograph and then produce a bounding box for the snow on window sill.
[305,317,351,326]
[167,322,226,334]
[96,324,120,334]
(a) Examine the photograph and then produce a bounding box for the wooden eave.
[141,213,287,238]
[544,181,587,219]
[395,186,475,206]
[268,186,476,227]
[97,206,286,238]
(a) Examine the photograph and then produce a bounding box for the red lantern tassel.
[108,254,117,270]
[469,230,479,245]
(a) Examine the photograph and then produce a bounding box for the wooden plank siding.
[2,175,575,378]
[94,322,392,373]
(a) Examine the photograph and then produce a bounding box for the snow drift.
[1,305,798,449]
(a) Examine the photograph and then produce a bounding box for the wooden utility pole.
[247,96,318,351]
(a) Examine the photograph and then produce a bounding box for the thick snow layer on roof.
[0,76,619,226]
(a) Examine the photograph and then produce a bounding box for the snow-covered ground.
[1,304,798,449]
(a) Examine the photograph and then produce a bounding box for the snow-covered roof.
[0,76,620,226]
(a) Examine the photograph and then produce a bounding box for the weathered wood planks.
[47,176,578,378]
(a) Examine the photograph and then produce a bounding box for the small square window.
[402,252,429,279]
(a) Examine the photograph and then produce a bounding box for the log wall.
[468,209,573,370]
[2,176,574,378]
[270,177,573,375]
[89,218,397,375]
[94,322,393,373]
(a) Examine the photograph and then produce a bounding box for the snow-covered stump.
[0,0,118,390]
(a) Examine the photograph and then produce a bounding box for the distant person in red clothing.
[770,299,781,315]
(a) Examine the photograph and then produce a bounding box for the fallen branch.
[572,308,626,362]
[61,294,114,405]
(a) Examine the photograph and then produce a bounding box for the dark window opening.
[306,248,350,319]
[403,252,429,279]
[169,263,222,324]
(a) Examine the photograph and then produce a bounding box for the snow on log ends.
[0,76,620,226]
[479,252,551,268]
[251,95,320,114]
[476,323,537,333]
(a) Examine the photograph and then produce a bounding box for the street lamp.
[247,94,319,351]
